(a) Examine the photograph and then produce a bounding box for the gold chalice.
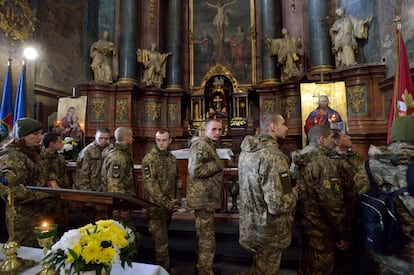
[35,223,58,275]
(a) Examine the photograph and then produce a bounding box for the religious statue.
[90,31,118,83]
[329,7,373,68]
[267,28,303,82]
[137,43,172,88]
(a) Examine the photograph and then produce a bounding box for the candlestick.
[35,223,58,275]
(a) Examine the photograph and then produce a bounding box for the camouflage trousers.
[147,208,173,270]
[195,209,215,275]
[251,244,282,275]
[299,236,335,275]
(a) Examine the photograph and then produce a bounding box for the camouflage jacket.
[75,141,105,191]
[142,146,182,210]
[39,150,70,188]
[330,150,359,224]
[238,134,298,251]
[294,144,348,246]
[187,136,223,211]
[101,143,136,195]
[354,142,414,241]
[0,146,55,245]
[353,142,414,272]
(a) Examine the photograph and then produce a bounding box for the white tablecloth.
[171,148,234,160]
[0,244,169,275]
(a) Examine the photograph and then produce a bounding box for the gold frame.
[300,82,348,148]
[189,0,256,89]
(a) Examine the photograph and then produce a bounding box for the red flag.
[387,29,414,143]
[0,63,13,141]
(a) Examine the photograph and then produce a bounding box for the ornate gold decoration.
[90,98,106,121]
[289,0,296,13]
[191,63,242,95]
[264,99,275,112]
[283,97,299,119]
[116,98,128,121]
[145,102,161,122]
[347,85,366,114]
[149,0,156,28]
[0,0,36,43]
[168,103,178,122]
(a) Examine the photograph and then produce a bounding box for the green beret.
[390,116,414,142]
[15,117,43,138]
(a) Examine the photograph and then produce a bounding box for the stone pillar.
[260,0,282,84]
[166,0,183,90]
[308,0,333,71]
[118,0,138,84]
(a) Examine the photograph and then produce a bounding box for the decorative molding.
[0,0,35,43]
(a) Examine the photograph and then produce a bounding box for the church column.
[118,0,138,84]
[166,0,183,90]
[260,0,282,84]
[308,0,333,71]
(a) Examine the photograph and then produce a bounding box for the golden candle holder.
[0,171,37,273]
[35,223,58,275]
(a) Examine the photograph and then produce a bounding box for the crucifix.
[213,94,223,111]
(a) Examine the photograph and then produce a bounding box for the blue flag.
[0,63,13,140]
[14,65,26,124]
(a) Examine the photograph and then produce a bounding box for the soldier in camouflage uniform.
[101,127,135,225]
[142,129,182,270]
[187,119,223,275]
[102,127,135,194]
[353,116,414,274]
[294,125,349,275]
[331,129,361,274]
[39,132,70,188]
[75,127,110,191]
[238,113,298,275]
[0,118,66,247]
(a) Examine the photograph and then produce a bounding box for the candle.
[331,113,337,124]
[72,87,76,97]
[41,222,49,233]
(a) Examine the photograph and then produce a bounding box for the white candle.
[72,87,76,97]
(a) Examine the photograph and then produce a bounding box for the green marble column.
[118,0,138,83]
[260,0,282,84]
[166,0,183,90]
[308,0,333,71]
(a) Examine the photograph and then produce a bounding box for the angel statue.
[267,28,303,82]
[137,43,172,88]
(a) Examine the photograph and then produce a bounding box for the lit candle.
[331,113,337,124]
[41,222,49,233]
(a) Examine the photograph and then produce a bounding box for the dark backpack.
[355,160,411,255]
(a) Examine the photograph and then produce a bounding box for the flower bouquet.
[43,219,139,275]
[230,117,247,128]
[60,137,80,160]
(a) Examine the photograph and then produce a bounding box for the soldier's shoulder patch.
[110,162,121,178]
[329,176,342,195]
[143,165,151,179]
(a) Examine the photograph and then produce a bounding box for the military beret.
[15,117,43,138]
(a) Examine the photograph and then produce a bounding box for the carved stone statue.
[137,43,172,88]
[329,7,373,68]
[267,28,303,82]
[90,31,118,83]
